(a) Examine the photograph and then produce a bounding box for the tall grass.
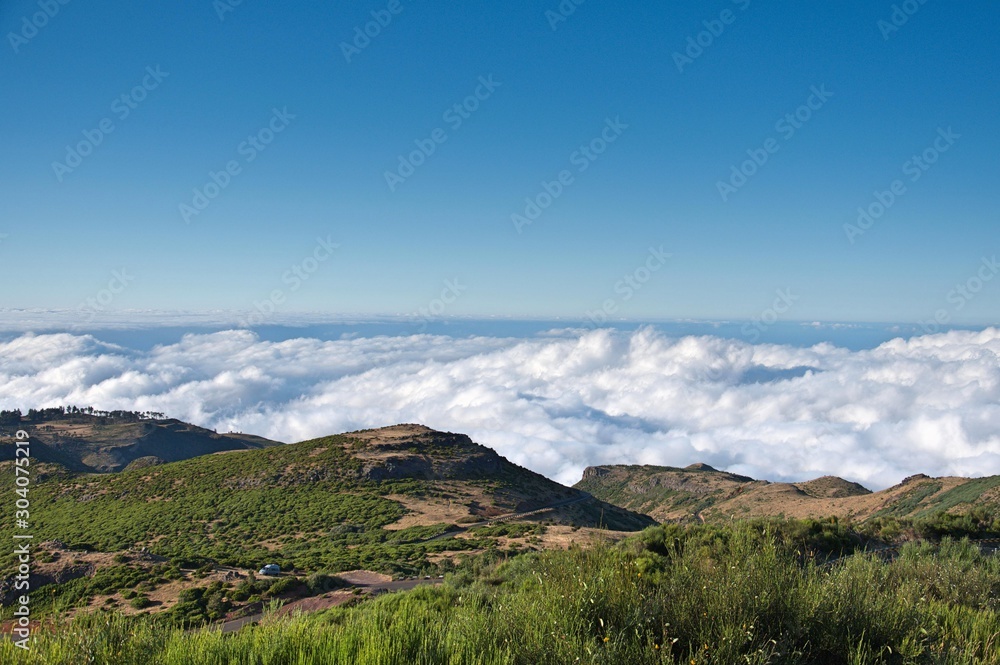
[4,525,998,664]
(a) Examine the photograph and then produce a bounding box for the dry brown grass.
[337,570,392,585]
[382,493,474,530]
[702,475,973,521]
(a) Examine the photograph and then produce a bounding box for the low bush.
[5,522,999,663]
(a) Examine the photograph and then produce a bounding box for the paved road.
[376,577,445,592]
[219,614,258,634]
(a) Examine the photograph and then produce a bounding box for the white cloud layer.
[2,327,999,490]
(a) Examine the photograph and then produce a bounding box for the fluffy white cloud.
[2,327,999,490]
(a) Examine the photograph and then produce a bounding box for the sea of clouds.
[1,326,999,490]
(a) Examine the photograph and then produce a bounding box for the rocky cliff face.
[581,466,611,479]
[359,450,504,481]
[353,426,506,481]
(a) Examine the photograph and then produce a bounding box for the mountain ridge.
[574,463,1000,523]
[0,413,282,473]
[0,421,655,573]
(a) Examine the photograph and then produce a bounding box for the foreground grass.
[4,525,999,664]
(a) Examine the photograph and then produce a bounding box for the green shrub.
[129,595,152,610]
[305,572,346,594]
[5,522,1000,663]
[266,576,299,597]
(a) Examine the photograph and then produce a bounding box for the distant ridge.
[4,412,996,528]
[794,476,872,499]
[0,413,282,473]
[575,463,1000,523]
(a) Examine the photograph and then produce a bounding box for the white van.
[258,564,280,576]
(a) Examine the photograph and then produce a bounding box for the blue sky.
[3,0,998,325]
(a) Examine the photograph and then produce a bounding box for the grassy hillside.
[0,424,653,623]
[576,464,1000,524]
[0,414,282,473]
[574,463,760,521]
[4,521,999,664]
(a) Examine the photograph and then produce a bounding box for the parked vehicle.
[258,564,281,576]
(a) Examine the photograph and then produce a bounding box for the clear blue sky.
[2,1,998,325]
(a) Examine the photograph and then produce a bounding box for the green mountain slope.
[574,463,760,520]
[0,424,654,579]
[0,414,282,473]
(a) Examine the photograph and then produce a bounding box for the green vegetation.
[578,463,1000,527]
[5,521,999,664]
[865,508,1000,543]
[573,465,769,521]
[871,481,945,519]
[0,422,653,607]
[4,406,167,424]
[467,522,547,538]
[173,581,237,623]
[31,565,162,615]
[921,477,1000,516]
[129,595,152,610]
[1,410,282,473]
[0,435,483,578]
[4,418,998,661]
[2,425,645,623]
[574,465,731,516]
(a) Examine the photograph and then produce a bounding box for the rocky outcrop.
[581,466,611,479]
[0,562,93,606]
[901,473,931,485]
[360,451,504,481]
